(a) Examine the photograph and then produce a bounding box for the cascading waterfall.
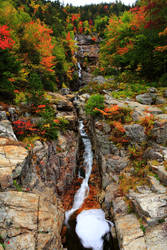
[77,62,82,79]
[65,120,93,224]
[65,121,114,250]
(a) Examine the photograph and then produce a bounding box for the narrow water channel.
[64,121,114,250]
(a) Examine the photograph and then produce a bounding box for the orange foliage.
[117,46,129,55]
[104,105,119,113]
[113,121,125,133]
[130,6,146,30]
[66,31,71,41]
[91,36,96,42]
[23,20,55,71]
[95,105,119,116]
[155,27,167,52]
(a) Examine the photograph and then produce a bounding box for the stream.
[64,121,114,250]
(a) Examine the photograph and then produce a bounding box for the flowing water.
[77,62,82,79]
[65,121,114,249]
[65,120,93,224]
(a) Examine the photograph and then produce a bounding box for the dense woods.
[0,0,167,102]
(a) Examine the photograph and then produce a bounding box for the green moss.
[140,224,146,233]
[13,180,22,192]
[85,94,104,116]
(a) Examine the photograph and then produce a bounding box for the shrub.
[85,94,104,116]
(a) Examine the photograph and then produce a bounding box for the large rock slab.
[136,93,156,105]
[92,75,106,84]
[145,223,167,250]
[148,176,166,194]
[115,214,146,250]
[104,94,162,115]
[105,155,129,173]
[0,120,17,141]
[22,130,78,196]
[78,44,99,59]
[0,191,64,250]
[148,161,167,186]
[0,141,28,188]
[152,121,167,144]
[46,92,73,111]
[128,190,167,225]
[124,124,146,143]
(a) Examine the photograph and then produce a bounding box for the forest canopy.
[0,0,167,101]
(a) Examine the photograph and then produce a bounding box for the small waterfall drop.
[77,62,82,79]
[64,121,114,250]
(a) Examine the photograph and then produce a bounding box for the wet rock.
[124,124,146,143]
[0,120,17,141]
[115,214,146,250]
[145,223,167,250]
[0,141,28,188]
[128,190,167,225]
[0,191,64,250]
[136,93,156,105]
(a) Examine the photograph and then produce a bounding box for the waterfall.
[77,62,82,79]
[65,121,114,250]
[65,120,93,224]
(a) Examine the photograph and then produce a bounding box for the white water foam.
[77,62,82,78]
[76,209,114,250]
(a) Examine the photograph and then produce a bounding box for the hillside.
[0,0,167,249]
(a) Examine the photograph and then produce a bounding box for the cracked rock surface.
[0,191,64,250]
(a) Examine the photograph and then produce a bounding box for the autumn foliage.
[0,25,14,50]
[100,0,167,81]
[23,20,55,72]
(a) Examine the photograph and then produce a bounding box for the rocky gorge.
[0,35,167,250]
